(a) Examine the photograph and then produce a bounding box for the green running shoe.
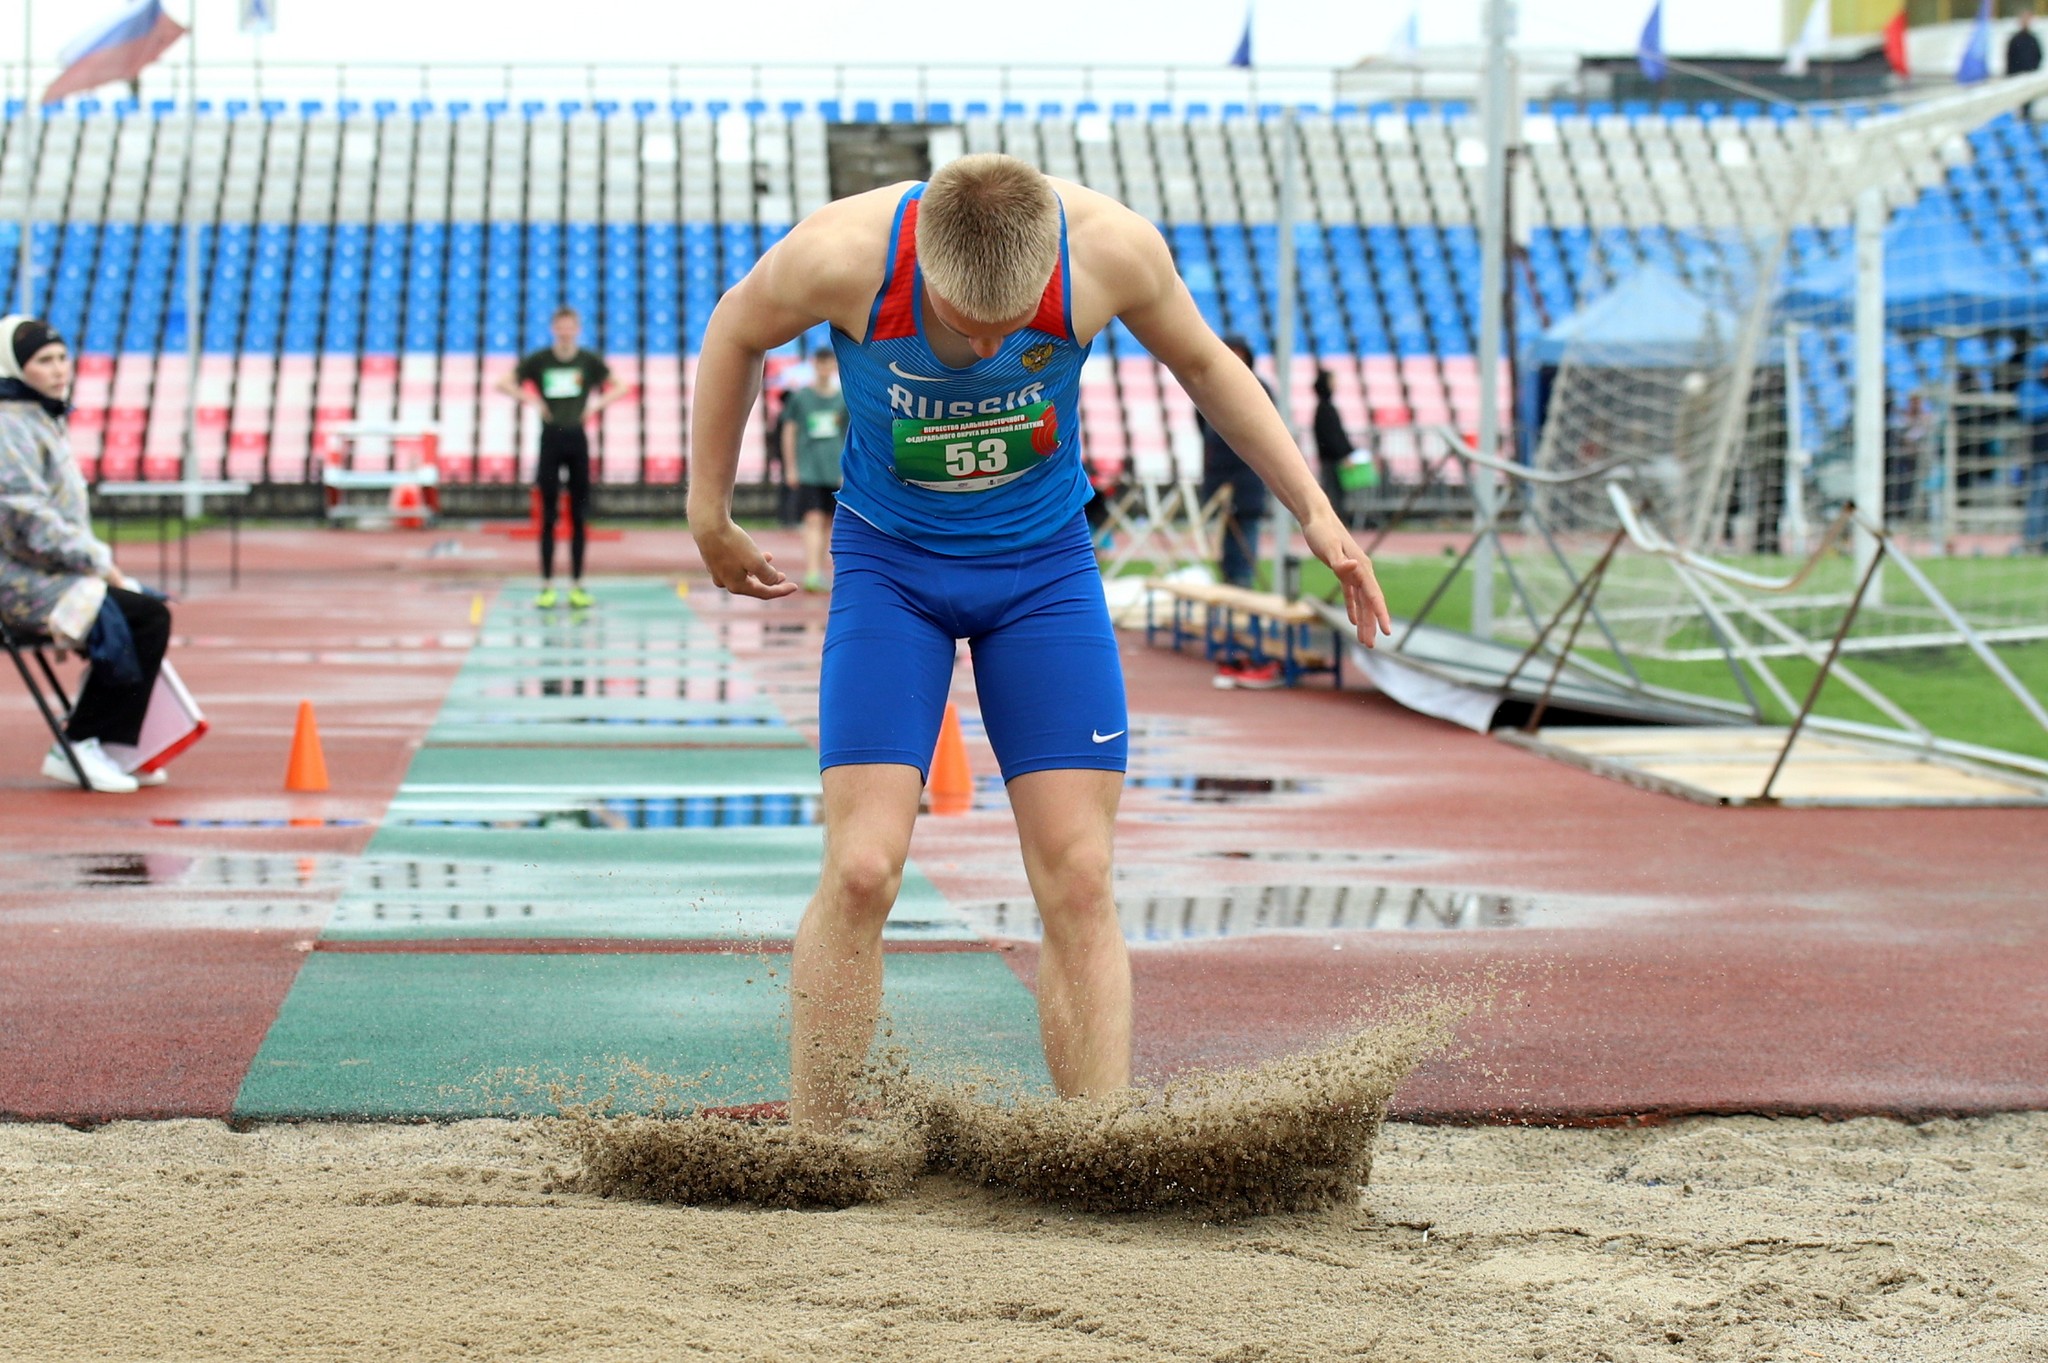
[535,586,559,609]
[567,585,595,610]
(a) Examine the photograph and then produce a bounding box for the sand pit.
[2,1112,2043,1361]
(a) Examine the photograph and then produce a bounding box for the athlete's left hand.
[1304,514,1392,648]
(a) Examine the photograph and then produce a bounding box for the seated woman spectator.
[0,316,172,792]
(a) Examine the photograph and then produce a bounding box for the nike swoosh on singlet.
[1091,729,1126,744]
[888,361,950,383]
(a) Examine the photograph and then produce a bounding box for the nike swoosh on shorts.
[889,361,949,383]
[1091,729,1126,744]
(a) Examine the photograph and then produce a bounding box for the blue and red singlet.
[830,183,1094,556]
[815,181,1129,781]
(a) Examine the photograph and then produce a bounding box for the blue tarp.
[1778,201,2048,331]
[1528,266,1746,367]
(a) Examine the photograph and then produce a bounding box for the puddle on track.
[0,851,349,893]
[391,792,823,829]
[443,714,786,729]
[469,678,781,701]
[952,881,1593,942]
[958,771,1323,814]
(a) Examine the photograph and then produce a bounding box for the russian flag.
[44,1,188,106]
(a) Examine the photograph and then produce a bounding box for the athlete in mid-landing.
[689,154,1391,1128]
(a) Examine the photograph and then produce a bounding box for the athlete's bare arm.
[1058,183,1391,645]
[689,186,907,599]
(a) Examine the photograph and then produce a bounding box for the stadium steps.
[7,99,2044,488]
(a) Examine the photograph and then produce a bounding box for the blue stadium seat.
[82,223,135,354]
[205,223,254,352]
[124,225,175,351]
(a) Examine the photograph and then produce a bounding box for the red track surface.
[3,524,2044,1123]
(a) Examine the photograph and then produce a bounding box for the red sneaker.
[1234,660,1285,690]
[1212,659,1244,689]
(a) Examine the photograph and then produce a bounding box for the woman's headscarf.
[0,315,70,418]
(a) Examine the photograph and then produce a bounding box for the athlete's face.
[551,316,580,351]
[925,289,1038,360]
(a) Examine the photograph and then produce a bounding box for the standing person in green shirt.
[778,347,848,592]
[496,306,622,609]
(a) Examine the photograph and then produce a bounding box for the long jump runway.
[2,527,2045,1124]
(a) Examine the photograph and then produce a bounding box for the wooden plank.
[1141,578,1319,624]
[1502,726,2048,807]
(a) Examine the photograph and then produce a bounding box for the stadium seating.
[0,98,2036,488]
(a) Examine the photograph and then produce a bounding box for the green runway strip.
[423,720,812,747]
[235,952,1046,1119]
[397,744,825,791]
[237,579,1044,1119]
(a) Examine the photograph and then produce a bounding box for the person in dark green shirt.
[496,306,621,609]
[778,348,848,592]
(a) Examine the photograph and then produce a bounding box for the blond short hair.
[917,154,1059,324]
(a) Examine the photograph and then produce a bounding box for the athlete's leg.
[794,514,958,1127]
[969,515,1133,1098]
[1006,768,1131,1097]
[800,505,827,583]
[535,428,564,581]
[790,762,924,1128]
[565,430,592,582]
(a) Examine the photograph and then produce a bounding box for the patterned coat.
[0,399,112,633]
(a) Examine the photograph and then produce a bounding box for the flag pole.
[182,0,201,517]
[18,0,34,315]
[1267,106,1299,599]
[1471,0,1511,640]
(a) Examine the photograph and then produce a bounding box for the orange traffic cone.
[928,701,972,816]
[286,701,330,793]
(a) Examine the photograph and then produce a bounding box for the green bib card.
[890,400,1061,493]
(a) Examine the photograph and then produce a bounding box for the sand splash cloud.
[557,999,1464,1218]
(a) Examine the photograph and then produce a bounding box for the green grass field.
[1123,550,2048,763]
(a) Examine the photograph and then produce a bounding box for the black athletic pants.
[537,424,592,581]
[66,586,171,747]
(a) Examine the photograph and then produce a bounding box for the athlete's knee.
[1031,840,1116,933]
[817,844,906,923]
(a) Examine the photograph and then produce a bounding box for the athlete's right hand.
[693,520,798,600]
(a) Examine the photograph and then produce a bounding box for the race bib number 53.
[891,401,1061,492]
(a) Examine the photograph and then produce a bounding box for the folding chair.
[0,614,89,789]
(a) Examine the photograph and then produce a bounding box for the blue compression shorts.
[819,510,1129,782]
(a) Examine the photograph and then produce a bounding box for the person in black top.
[2011,8,2042,117]
[497,306,621,608]
[1311,369,1358,527]
[1197,337,1272,592]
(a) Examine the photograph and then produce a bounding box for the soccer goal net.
[1503,78,2048,720]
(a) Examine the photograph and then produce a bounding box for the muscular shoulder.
[761,183,912,333]
[1049,179,1174,336]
